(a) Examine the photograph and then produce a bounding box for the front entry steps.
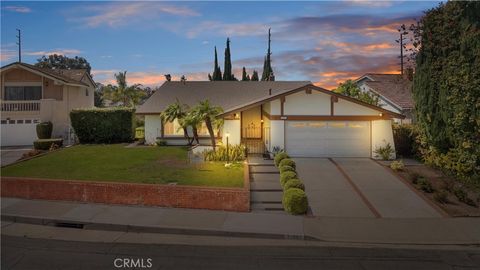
[248,157,285,213]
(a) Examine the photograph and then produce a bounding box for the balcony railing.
[1,100,41,112]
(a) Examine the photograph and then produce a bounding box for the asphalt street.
[2,234,480,270]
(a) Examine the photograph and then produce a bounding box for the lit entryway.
[1,118,39,146]
[285,121,370,157]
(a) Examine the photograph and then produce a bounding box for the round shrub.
[274,152,289,167]
[282,188,308,215]
[284,179,305,191]
[279,165,295,174]
[279,158,296,169]
[280,171,297,187]
[36,121,53,139]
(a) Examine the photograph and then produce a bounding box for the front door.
[241,106,262,139]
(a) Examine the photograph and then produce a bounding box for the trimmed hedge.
[279,165,296,174]
[284,179,305,191]
[282,188,308,215]
[274,152,289,167]
[280,171,298,188]
[279,158,296,169]
[70,107,135,144]
[34,139,63,150]
[36,122,53,139]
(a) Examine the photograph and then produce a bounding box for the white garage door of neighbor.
[1,118,39,146]
[285,121,371,157]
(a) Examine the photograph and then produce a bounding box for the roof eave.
[0,62,89,87]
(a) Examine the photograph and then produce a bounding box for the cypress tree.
[211,46,222,81]
[261,28,274,81]
[223,38,234,81]
[241,67,249,81]
[413,1,480,182]
[251,70,259,81]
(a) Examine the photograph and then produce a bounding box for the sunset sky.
[1,1,439,89]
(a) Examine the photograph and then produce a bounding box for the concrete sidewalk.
[2,197,480,245]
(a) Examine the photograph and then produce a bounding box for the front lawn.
[1,145,244,188]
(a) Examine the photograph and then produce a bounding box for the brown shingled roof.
[136,81,312,114]
[360,74,413,109]
[1,62,91,86]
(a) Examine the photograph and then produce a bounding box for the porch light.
[379,113,383,117]
[260,119,264,123]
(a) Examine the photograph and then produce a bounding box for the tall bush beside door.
[70,107,135,144]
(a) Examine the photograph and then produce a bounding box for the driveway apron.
[332,158,441,218]
[294,158,374,218]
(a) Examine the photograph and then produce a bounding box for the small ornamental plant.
[279,158,296,170]
[282,188,308,215]
[280,171,297,188]
[274,152,289,167]
[279,165,296,174]
[390,160,405,171]
[283,179,305,191]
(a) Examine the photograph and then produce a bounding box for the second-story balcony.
[1,100,41,112]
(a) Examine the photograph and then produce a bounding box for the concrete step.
[250,166,279,173]
[250,182,282,191]
[251,202,284,211]
[251,191,283,203]
[250,174,279,182]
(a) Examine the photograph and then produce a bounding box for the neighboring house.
[0,62,95,146]
[137,81,404,158]
[355,73,414,124]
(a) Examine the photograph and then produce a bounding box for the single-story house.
[0,62,95,146]
[137,81,403,158]
[355,73,414,124]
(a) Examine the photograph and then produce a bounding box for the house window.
[85,89,89,96]
[4,86,42,100]
[163,119,184,136]
[163,119,217,137]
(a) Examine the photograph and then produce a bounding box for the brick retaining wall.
[1,163,251,212]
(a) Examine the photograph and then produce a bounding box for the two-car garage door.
[285,121,371,157]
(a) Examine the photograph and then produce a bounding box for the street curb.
[1,214,314,241]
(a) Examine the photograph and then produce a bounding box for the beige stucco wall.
[43,78,63,100]
[284,91,331,115]
[145,115,162,145]
[371,119,396,159]
[270,120,285,151]
[335,98,381,115]
[222,119,241,145]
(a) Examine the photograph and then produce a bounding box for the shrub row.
[70,107,135,144]
[274,152,308,215]
[33,138,63,150]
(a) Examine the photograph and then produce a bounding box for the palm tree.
[184,110,203,145]
[104,71,145,107]
[160,100,190,143]
[192,100,223,150]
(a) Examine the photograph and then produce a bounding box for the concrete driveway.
[295,158,442,218]
[1,146,31,167]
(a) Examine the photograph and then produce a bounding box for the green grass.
[1,145,244,188]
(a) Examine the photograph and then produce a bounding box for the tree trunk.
[192,127,200,145]
[205,117,216,150]
[183,127,192,146]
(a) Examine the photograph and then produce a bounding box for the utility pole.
[396,25,408,75]
[16,29,21,63]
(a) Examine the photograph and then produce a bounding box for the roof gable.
[1,62,91,87]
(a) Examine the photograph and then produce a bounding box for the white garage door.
[285,121,370,157]
[1,118,39,146]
